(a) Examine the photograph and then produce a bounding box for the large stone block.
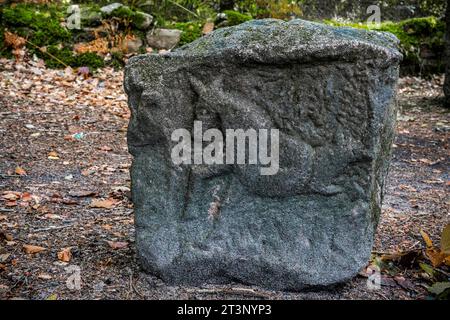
[124,19,402,290]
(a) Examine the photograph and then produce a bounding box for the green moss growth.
[43,46,74,69]
[110,50,125,70]
[223,10,252,26]
[171,21,203,46]
[108,6,135,20]
[79,6,103,27]
[325,16,445,73]
[133,11,147,27]
[42,45,104,70]
[74,52,105,70]
[1,3,71,47]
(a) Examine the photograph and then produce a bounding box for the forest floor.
[0,57,448,300]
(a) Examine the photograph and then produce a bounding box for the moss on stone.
[107,5,135,20]
[223,10,253,26]
[324,16,445,73]
[171,21,203,46]
[1,3,71,47]
[133,11,147,27]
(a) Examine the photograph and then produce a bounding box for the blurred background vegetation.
[0,0,446,74]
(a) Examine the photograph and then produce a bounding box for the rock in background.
[125,19,402,290]
[146,28,182,50]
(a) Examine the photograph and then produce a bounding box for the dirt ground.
[0,58,448,300]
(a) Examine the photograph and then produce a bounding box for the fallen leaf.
[381,250,421,269]
[48,151,59,160]
[428,282,450,295]
[202,22,214,35]
[15,166,27,175]
[419,263,435,278]
[425,248,445,267]
[107,241,128,250]
[420,229,433,248]
[43,213,62,220]
[57,247,72,262]
[5,200,17,207]
[46,294,58,300]
[61,198,79,205]
[38,273,52,280]
[23,244,46,254]
[99,145,113,152]
[90,198,118,209]
[440,224,450,255]
[2,193,19,201]
[444,256,450,267]
[21,192,32,202]
[0,253,10,263]
[68,190,97,198]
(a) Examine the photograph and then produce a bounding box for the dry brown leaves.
[57,247,72,262]
[421,226,450,267]
[74,37,109,56]
[107,241,128,250]
[4,31,26,49]
[202,22,215,35]
[0,58,129,119]
[23,244,46,254]
[14,166,27,176]
[90,198,119,209]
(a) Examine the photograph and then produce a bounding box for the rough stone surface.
[100,3,123,15]
[134,11,153,30]
[146,28,182,50]
[125,19,402,290]
[79,7,102,27]
[124,37,143,53]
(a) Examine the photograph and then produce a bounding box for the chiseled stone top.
[177,19,401,64]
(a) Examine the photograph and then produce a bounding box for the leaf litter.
[0,58,448,300]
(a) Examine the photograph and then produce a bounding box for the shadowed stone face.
[124,19,402,290]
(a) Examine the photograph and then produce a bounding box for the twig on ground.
[31,225,74,232]
[0,174,23,178]
[186,287,271,299]
[25,40,69,68]
[130,272,144,298]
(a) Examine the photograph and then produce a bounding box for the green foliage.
[43,45,104,70]
[325,16,445,73]
[75,52,105,69]
[142,0,216,24]
[110,50,126,69]
[133,11,147,26]
[1,3,71,47]
[107,5,135,20]
[236,0,302,19]
[43,46,74,69]
[223,10,252,26]
[171,21,203,45]
[102,5,151,29]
